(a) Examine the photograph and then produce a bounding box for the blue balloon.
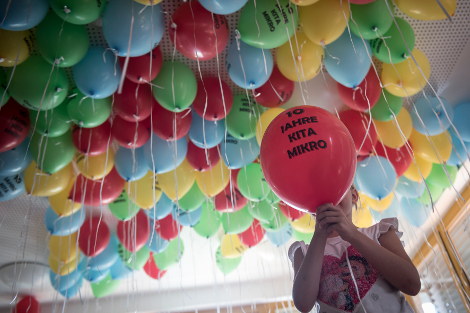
[83,267,110,283]
[399,197,430,227]
[87,236,120,271]
[225,39,273,89]
[143,135,187,174]
[102,0,164,57]
[145,230,169,253]
[371,198,400,221]
[172,205,202,227]
[109,257,133,280]
[44,206,85,236]
[49,267,82,292]
[73,47,122,99]
[453,103,470,142]
[0,0,48,31]
[59,278,83,299]
[221,135,259,169]
[410,97,453,136]
[0,138,32,176]
[189,111,225,149]
[0,172,24,202]
[448,130,470,166]
[266,222,293,247]
[394,176,425,199]
[145,193,173,220]
[324,31,372,88]
[115,147,149,182]
[355,156,396,199]
[198,0,249,15]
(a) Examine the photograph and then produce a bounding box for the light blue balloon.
[0,173,25,202]
[87,236,120,271]
[145,230,169,253]
[49,267,82,292]
[145,193,173,220]
[266,222,293,247]
[371,198,400,221]
[73,47,122,99]
[189,111,225,149]
[143,135,187,174]
[411,97,453,136]
[324,31,371,88]
[59,278,83,299]
[115,147,149,182]
[0,138,32,176]
[355,156,396,199]
[399,197,430,227]
[225,39,273,89]
[221,135,259,169]
[0,0,48,31]
[102,0,164,57]
[172,205,202,227]
[394,176,425,199]
[448,130,470,166]
[109,257,133,280]
[453,103,470,142]
[44,206,85,236]
[83,268,110,283]
[198,0,249,14]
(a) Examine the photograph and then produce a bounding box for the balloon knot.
[372,26,378,31]
[0,58,4,63]
[63,5,71,13]
[78,121,84,126]
[54,57,64,65]
[171,23,177,29]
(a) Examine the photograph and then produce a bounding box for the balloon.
[0,0,48,31]
[399,197,430,227]
[144,193,173,220]
[87,236,120,271]
[157,159,195,200]
[102,0,164,57]
[75,150,115,181]
[193,78,233,121]
[265,190,281,204]
[221,205,254,234]
[266,222,293,247]
[370,90,403,122]
[119,47,163,84]
[248,200,276,223]
[186,142,220,173]
[114,81,153,122]
[355,156,397,199]
[395,176,426,199]
[146,231,169,254]
[66,90,112,128]
[411,97,453,136]
[59,277,83,298]
[25,161,73,197]
[375,109,412,149]
[49,232,78,263]
[194,202,221,238]
[237,163,270,201]
[427,163,457,189]
[299,0,350,45]
[0,138,32,176]
[337,69,381,112]
[115,147,149,182]
[409,129,452,163]
[152,61,197,112]
[154,214,183,241]
[196,159,230,197]
[112,116,150,149]
[360,192,393,212]
[154,238,184,270]
[227,95,262,140]
[49,177,81,217]
[254,66,294,108]
[260,106,356,213]
[0,100,30,153]
[0,71,10,106]
[177,182,206,212]
[91,274,120,299]
[198,0,248,14]
[279,201,305,221]
[50,0,106,25]
[255,107,285,145]
[151,101,192,141]
[395,0,456,21]
[292,228,314,243]
[370,197,399,220]
[221,135,260,169]
[238,0,298,49]
[418,181,444,205]
[72,121,112,156]
[447,130,470,166]
[143,253,167,281]
[83,267,109,283]
[216,246,241,275]
[16,296,41,313]
[30,130,76,174]
[220,234,247,258]
[36,12,89,68]
[0,173,24,202]
[143,135,187,174]
[374,141,413,177]
[79,217,110,257]
[290,213,315,233]
[126,171,162,209]
[276,31,324,82]
[109,257,133,280]
[225,40,273,89]
[33,104,71,138]
[290,0,318,5]
[260,208,289,232]
[352,207,373,228]
[214,179,247,213]
[349,0,393,40]
[238,220,265,248]
[49,254,80,276]
[453,103,470,142]
[172,205,202,227]
[0,29,33,67]
[382,49,430,98]
[73,47,122,99]
[49,266,82,291]
[189,112,225,149]
[117,210,150,252]
[44,206,85,236]
[118,244,150,270]
[109,191,140,222]
[339,110,377,155]
[403,155,432,182]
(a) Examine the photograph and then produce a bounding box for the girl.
[289,185,421,313]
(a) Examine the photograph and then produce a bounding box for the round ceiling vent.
[0,262,49,292]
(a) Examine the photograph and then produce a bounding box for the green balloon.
[349,0,393,40]
[177,182,206,212]
[248,199,276,223]
[66,89,111,128]
[30,129,76,173]
[260,208,288,232]
[154,238,184,271]
[369,90,402,122]
[418,181,444,205]
[30,102,71,138]
[292,228,314,243]
[109,191,140,221]
[50,0,106,25]
[118,244,150,270]
[0,71,10,107]
[265,190,280,205]
[221,205,254,234]
[194,202,222,238]
[426,164,457,189]
[238,0,299,49]
[216,246,241,275]
[237,163,270,201]
[36,12,89,68]
[152,61,197,112]
[91,274,120,298]
[370,18,415,64]
[227,95,262,140]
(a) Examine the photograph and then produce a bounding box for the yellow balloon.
[291,0,319,5]
[409,129,452,164]
[299,0,350,45]
[395,0,456,21]
[75,150,114,181]
[352,207,373,228]
[256,108,285,145]
[126,170,162,209]
[196,160,230,197]
[291,213,315,233]
[157,159,195,201]
[360,192,393,212]
[382,49,431,98]
[134,0,162,4]
[49,254,80,276]
[276,31,324,82]
[374,109,412,149]
[221,234,247,258]
[49,232,78,263]
[403,155,432,182]
[0,29,33,67]
[25,161,74,197]
[49,176,81,217]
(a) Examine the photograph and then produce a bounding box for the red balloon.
[151,100,192,141]
[119,47,163,84]
[186,141,220,172]
[114,81,153,122]
[112,115,150,148]
[375,141,413,177]
[254,66,294,108]
[70,167,124,206]
[72,121,112,156]
[78,217,110,257]
[214,183,247,212]
[117,210,150,252]
[279,201,305,221]
[339,110,377,156]
[260,106,356,213]
[16,296,41,313]
[169,1,229,61]
[238,220,265,248]
[193,77,233,121]
[0,99,30,153]
[143,252,167,280]
[337,68,381,112]
[154,214,183,241]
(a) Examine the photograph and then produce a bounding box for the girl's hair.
[351,183,358,210]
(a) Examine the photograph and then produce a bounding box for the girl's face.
[337,186,359,217]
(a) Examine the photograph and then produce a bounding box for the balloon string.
[117,3,135,94]
[0,0,12,28]
[0,41,20,108]
[321,42,340,65]
[341,239,368,313]
[435,0,453,22]
[316,50,340,119]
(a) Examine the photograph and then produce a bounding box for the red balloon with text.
[154,214,183,241]
[339,110,377,156]
[112,115,150,148]
[119,47,163,84]
[72,121,112,156]
[238,220,265,248]
[337,68,381,112]
[117,210,150,252]
[0,99,30,153]
[255,66,294,108]
[79,217,110,257]
[114,81,153,122]
[279,201,305,221]
[193,77,233,121]
[186,141,220,172]
[152,100,192,141]
[375,141,413,177]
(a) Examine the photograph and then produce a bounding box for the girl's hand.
[316,204,357,242]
